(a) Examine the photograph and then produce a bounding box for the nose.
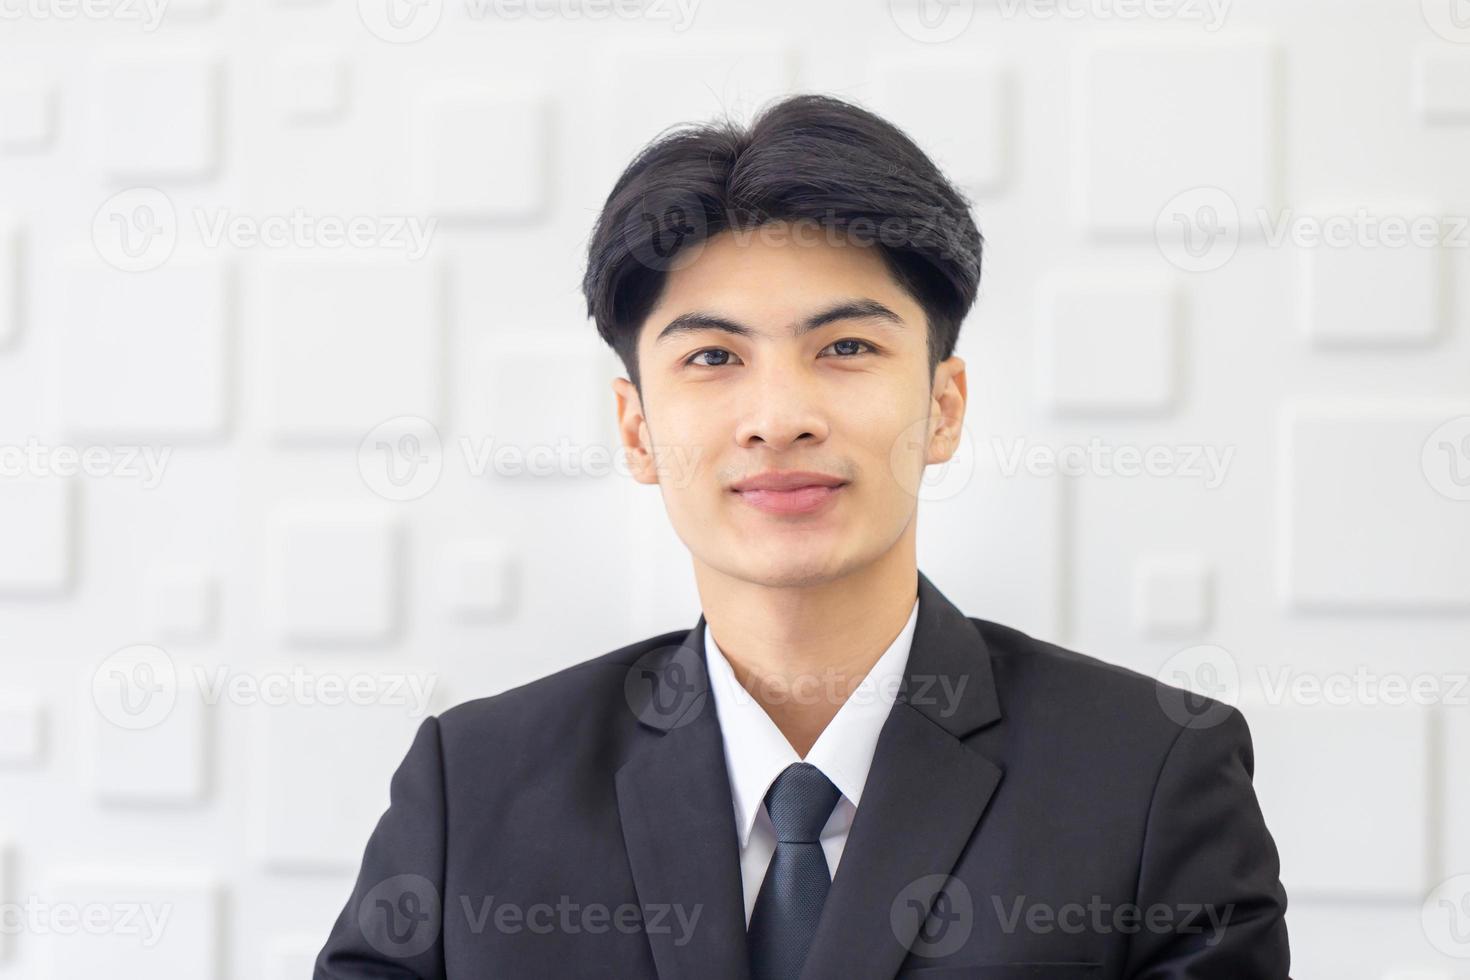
[732,361,831,452]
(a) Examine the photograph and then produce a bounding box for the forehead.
[643,223,921,331]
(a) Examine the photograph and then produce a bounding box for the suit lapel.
[798,570,1006,980]
[615,621,752,980]
[615,570,1004,980]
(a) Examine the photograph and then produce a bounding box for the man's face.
[612,221,967,589]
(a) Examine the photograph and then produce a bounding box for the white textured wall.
[1,0,1469,975]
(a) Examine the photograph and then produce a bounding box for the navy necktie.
[747,762,842,980]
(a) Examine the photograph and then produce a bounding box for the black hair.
[580,93,984,392]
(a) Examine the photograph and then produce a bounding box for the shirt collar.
[703,595,920,850]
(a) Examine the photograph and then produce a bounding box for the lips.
[729,470,847,493]
[729,471,849,516]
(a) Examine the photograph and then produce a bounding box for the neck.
[694,537,919,757]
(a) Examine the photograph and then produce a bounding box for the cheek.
[849,365,929,419]
[647,421,722,508]
[642,396,712,472]
[869,415,939,504]
[849,388,932,456]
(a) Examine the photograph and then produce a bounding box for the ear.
[612,377,660,485]
[927,355,968,465]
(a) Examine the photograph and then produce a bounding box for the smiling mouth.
[732,483,848,516]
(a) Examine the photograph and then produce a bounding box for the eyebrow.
[653,298,906,346]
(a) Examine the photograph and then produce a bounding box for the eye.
[821,338,877,358]
[684,348,741,367]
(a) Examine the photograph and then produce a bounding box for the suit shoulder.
[969,616,1238,743]
[434,626,688,740]
[971,615,1162,692]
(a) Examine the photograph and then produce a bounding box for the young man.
[316,94,1290,979]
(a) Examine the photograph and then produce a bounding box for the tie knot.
[764,762,841,843]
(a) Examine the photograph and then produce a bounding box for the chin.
[737,550,859,591]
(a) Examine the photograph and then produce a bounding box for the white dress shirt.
[702,596,921,924]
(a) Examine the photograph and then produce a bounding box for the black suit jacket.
[315,570,1290,979]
